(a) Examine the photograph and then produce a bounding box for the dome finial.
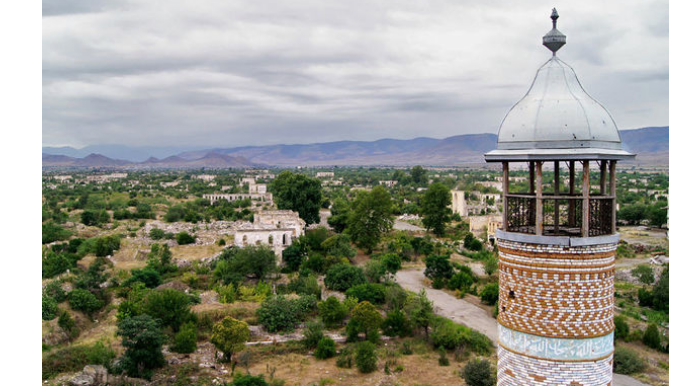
[543,8,566,55]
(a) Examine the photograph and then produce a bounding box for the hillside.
[42,126,668,168]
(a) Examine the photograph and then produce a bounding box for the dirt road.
[395,267,649,386]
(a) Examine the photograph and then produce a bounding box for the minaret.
[485,9,635,386]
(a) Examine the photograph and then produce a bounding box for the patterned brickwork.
[498,346,613,386]
[497,239,616,339]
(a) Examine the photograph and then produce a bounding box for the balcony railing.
[505,194,614,237]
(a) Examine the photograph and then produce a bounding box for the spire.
[543,8,566,55]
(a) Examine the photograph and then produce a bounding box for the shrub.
[68,289,104,314]
[349,301,383,341]
[41,341,115,380]
[355,341,378,373]
[287,274,322,299]
[424,254,453,280]
[43,296,59,320]
[124,268,161,288]
[613,346,646,375]
[614,316,629,341]
[176,231,196,245]
[382,310,412,337]
[302,321,325,349]
[314,337,337,359]
[318,296,348,328]
[438,348,450,366]
[324,264,366,291]
[346,283,386,305]
[42,252,73,278]
[480,283,499,305]
[461,358,496,386]
[149,228,166,240]
[643,324,661,350]
[336,346,354,368]
[257,296,301,333]
[44,281,67,302]
[172,322,198,354]
[143,289,193,332]
[230,374,269,386]
[447,271,474,291]
[58,310,79,339]
[430,317,492,355]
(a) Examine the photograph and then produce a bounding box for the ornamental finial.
[543,8,566,55]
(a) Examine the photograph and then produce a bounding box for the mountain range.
[42,126,669,169]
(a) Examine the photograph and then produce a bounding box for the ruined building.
[484,9,634,386]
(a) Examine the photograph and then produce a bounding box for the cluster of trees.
[165,198,253,223]
[271,171,323,225]
[424,254,498,306]
[42,235,121,279]
[618,202,668,227]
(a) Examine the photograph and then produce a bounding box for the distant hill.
[42,126,668,168]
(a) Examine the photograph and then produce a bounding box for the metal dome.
[485,9,634,162]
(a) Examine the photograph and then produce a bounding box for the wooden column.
[568,161,575,226]
[554,161,560,234]
[582,161,590,237]
[600,160,607,195]
[535,161,543,236]
[609,160,617,233]
[502,162,509,231]
[529,161,535,194]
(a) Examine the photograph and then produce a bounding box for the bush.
[447,271,473,291]
[172,322,198,353]
[382,310,412,337]
[430,317,492,355]
[336,346,354,368]
[44,281,67,302]
[314,337,337,359]
[176,231,196,245]
[643,324,661,350]
[42,341,116,380]
[438,348,449,366]
[302,321,325,349]
[149,228,166,240]
[257,295,316,333]
[318,296,348,328]
[68,289,104,314]
[461,358,496,386]
[230,374,269,386]
[355,341,378,373]
[143,289,193,332]
[424,254,453,281]
[349,301,383,341]
[346,283,386,305]
[123,267,161,288]
[614,316,629,341]
[324,264,366,291]
[43,296,59,321]
[613,346,646,375]
[58,310,79,339]
[480,283,499,305]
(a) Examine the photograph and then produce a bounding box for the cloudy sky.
[42,0,668,148]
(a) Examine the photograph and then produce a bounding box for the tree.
[613,346,646,375]
[346,284,387,305]
[42,296,59,320]
[175,231,196,245]
[480,283,499,305]
[327,198,351,233]
[382,310,412,337]
[210,317,250,362]
[230,374,269,386]
[405,290,434,338]
[410,165,428,185]
[618,204,647,225]
[282,238,308,272]
[346,186,393,253]
[350,301,383,340]
[643,324,661,350]
[424,255,453,281]
[322,234,356,260]
[257,296,302,333]
[68,289,104,315]
[215,246,277,282]
[420,183,452,235]
[301,321,325,349]
[116,315,166,379]
[483,254,498,276]
[124,268,162,288]
[271,171,323,225]
[379,253,402,275]
[461,358,496,386]
[324,263,366,291]
[651,266,669,313]
[614,316,629,341]
[647,206,667,228]
[143,289,193,332]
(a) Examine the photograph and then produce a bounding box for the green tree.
[614,316,629,341]
[410,165,428,185]
[483,254,498,276]
[318,296,349,328]
[314,337,337,359]
[613,346,646,375]
[643,323,661,350]
[652,267,669,313]
[327,198,351,233]
[480,283,499,305]
[282,238,308,272]
[420,183,452,235]
[175,231,196,245]
[210,317,250,362]
[301,321,325,349]
[271,171,323,225]
[346,186,393,253]
[461,358,496,386]
[424,254,453,281]
[322,234,356,260]
[350,301,383,341]
[618,204,647,225]
[382,310,412,337]
[647,206,667,228]
[116,315,166,379]
[632,265,655,286]
[405,289,434,338]
[68,289,104,315]
[324,264,366,291]
[143,289,193,332]
[215,246,277,283]
[172,322,198,354]
[43,296,59,320]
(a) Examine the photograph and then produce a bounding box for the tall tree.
[346,186,393,253]
[271,171,323,225]
[420,182,452,235]
[327,198,351,233]
[410,165,428,185]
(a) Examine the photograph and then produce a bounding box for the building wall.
[451,190,467,216]
[496,237,616,386]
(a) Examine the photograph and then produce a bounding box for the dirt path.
[395,267,649,386]
[395,268,498,342]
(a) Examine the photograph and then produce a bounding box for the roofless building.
[484,9,634,386]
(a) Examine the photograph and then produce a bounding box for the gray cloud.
[42,0,669,148]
